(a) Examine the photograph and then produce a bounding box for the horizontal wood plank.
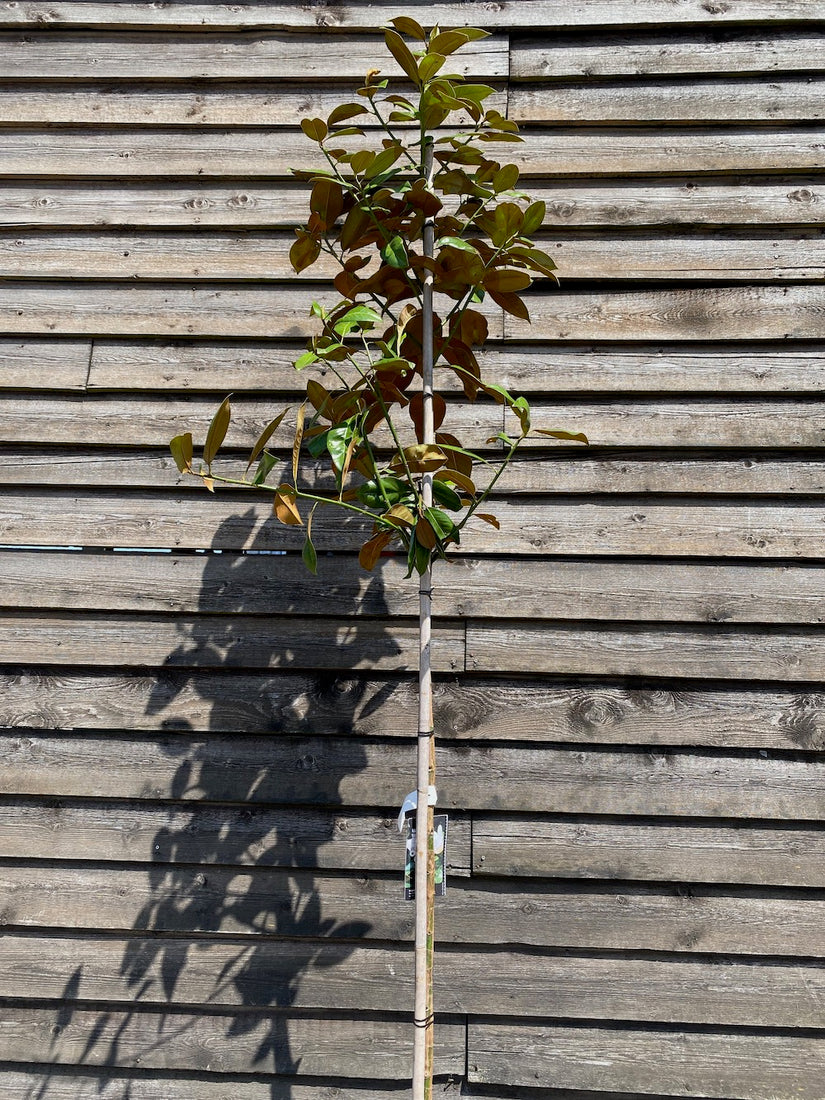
[506,285,825,341]
[0,339,89,389]
[0,1,820,29]
[512,31,825,80]
[0,1004,465,1078]
[0,281,503,338]
[3,179,823,228]
[1,126,820,178]
[2,864,820,955]
[0,612,465,672]
[4,228,825,282]
[0,799,470,874]
[468,1022,825,1098]
[83,340,825,394]
[2,735,821,818]
[473,818,825,887]
[5,494,825,559]
[0,31,507,79]
[1,934,822,1027]
[7,551,825,629]
[467,622,825,683]
[4,670,825,750]
[512,78,825,124]
[7,449,825,497]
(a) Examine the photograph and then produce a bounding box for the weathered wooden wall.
[1,2,824,1097]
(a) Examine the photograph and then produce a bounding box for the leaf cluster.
[171,19,586,575]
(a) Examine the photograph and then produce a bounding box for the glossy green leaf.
[381,235,409,269]
[252,449,278,486]
[294,350,319,371]
[432,479,462,511]
[521,200,546,237]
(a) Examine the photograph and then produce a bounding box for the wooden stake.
[412,135,436,1100]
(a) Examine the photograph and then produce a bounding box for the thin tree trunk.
[412,135,436,1100]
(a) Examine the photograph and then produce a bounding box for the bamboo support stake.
[412,134,436,1100]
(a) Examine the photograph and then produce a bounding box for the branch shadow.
[86,508,399,1097]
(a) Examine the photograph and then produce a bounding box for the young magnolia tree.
[171,17,584,1098]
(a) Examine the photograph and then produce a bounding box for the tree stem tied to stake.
[169,17,588,1098]
[414,134,436,1099]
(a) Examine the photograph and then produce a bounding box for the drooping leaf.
[384,28,421,85]
[535,428,590,444]
[475,512,500,529]
[170,432,193,474]
[388,15,426,40]
[415,515,437,550]
[487,287,531,320]
[203,396,231,466]
[300,117,328,143]
[435,468,476,496]
[359,529,393,571]
[302,504,318,574]
[408,391,447,443]
[273,484,303,526]
[289,232,321,274]
[306,379,333,419]
[512,395,531,436]
[247,409,288,469]
[310,179,344,229]
[382,503,416,529]
[292,402,306,484]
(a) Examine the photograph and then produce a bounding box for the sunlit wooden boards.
[3,6,825,1100]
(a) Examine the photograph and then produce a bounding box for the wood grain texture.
[0,338,89,389]
[1,865,819,955]
[7,494,825,558]
[506,285,825,341]
[0,1072,410,1100]
[0,1004,465,1078]
[3,179,823,228]
[7,449,825,497]
[1,934,822,1027]
[2,734,821,818]
[4,670,825,750]
[1,126,820,178]
[512,31,825,79]
[512,78,825,123]
[467,622,825,683]
[0,1,819,29]
[0,83,506,127]
[8,550,825,628]
[468,1022,825,1098]
[5,228,825,282]
[84,339,825,394]
[0,799,470,874]
[474,818,825,887]
[0,612,465,672]
[0,30,507,79]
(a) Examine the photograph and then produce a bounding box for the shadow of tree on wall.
[87,508,402,1097]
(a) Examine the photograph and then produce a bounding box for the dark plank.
[468,1022,825,1098]
[2,734,822,818]
[1,934,822,1027]
[0,1004,465,1078]
[2,865,820,955]
[6,494,825,559]
[0,799,470,876]
[8,551,825,628]
[4,670,825,750]
[473,818,825,887]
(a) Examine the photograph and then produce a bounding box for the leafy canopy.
[171,18,586,575]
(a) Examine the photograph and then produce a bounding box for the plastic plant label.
[404,812,447,901]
